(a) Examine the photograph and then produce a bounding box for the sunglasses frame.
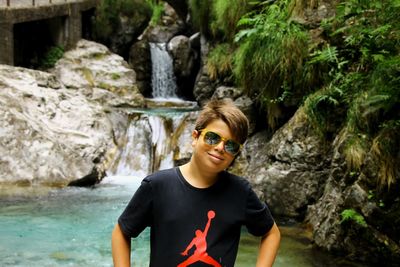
[198,128,243,156]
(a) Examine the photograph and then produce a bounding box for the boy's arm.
[256,223,281,267]
[112,223,131,267]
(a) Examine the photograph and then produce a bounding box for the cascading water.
[107,110,194,178]
[109,117,153,178]
[108,38,199,178]
[150,42,178,99]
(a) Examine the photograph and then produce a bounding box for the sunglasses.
[199,129,242,156]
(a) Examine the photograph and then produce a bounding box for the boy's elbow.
[272,223,281,238]
[112,223,120,239]
[265,223,281,242]
[112,223,130,244]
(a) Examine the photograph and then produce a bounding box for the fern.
[233,0,312,129]
[308,46,339,65]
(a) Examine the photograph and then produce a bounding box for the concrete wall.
[0,0,98,65]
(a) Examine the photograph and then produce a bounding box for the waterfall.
[150,42,178,99]
[148,115,174,171]
[107,110,194,178]
[109,117,153,178]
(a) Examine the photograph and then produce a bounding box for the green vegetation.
[40,46,64,69]
[189,0,251,40]
[206,43,234,81]
[211,0,250,40]
[189,0,213,36]
[187,0,399,187]
[190,0,314,129]
[93,0,152,42]
[341,209,368,228]
[304,0,400,188]
[233,0,312,129]
[147,0,164,26]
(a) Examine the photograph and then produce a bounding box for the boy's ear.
[192,130,200,138]
[192,130,199,146]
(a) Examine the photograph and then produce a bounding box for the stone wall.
[0,0,98,65]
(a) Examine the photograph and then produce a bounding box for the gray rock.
[129,39,151,96]
[0,64,113,186]
[211,86,242,100]
[193,65,215,106]
[232,108,331,218]
[168,35,194,77]
[53,39,145,108]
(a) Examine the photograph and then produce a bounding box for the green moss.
[80,68,95,86]
[98,82,111,90]
[111,73,121,80]
[89,52,106,60]
[341,209,368,228]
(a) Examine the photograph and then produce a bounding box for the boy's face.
[191,119,236,173]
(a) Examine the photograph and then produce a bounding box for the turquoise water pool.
[0,177,364,267]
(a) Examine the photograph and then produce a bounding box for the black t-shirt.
[118,167,274,267]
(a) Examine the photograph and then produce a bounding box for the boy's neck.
[179,162,219,189]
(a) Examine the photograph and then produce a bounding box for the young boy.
[112,98,280,266]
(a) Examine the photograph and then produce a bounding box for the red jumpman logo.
[177,210,221,267]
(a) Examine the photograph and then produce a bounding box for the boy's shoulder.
[143,167,178,184]
[220,171,253,191]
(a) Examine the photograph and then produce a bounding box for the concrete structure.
[0,0,99,65]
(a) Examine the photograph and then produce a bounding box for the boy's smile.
[207,152,224,162]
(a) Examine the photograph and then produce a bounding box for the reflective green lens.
[225,140,240,155]
[204,131,221,145]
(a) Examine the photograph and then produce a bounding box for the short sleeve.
[118,178,153,238]
[245,187,274,236]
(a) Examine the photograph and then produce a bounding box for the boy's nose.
[214,140,225,153]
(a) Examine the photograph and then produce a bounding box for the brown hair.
[194,98,249,144]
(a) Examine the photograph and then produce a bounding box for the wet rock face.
[168,34,199,99]
[168,35,194,77]
[238,108,331,219]
[305,135,400,264]
[129,40,152,97]
[164,0,188,21]
[0,64,113,186]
